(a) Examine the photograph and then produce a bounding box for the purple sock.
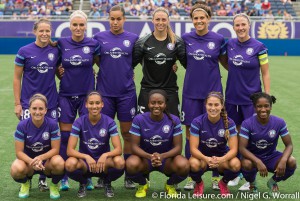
[104,168,124,184]
[14,177,28,183]
[212,170,220,177]
[222,169,239,183]
[273,167,296,182]
[67,169,87,184]
[59,131,70,161]
[39,174,46,180]
[167,174,187,185]
[241,168,257,183]
[124,154,131,178]
[126,172,147,185]
[185,139,191,159]
[190,169,204,183]
[52,174,64,184]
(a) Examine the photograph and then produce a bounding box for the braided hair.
[148,89,175,126]
[205,91,230,141]
[250,92,276,106]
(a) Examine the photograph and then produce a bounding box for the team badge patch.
[167,43,174,50]
[162,125,170,133]
[48,53,54,61]
[207,42,215,50]
[130,107,136,116]
[99,128,107,137]
[218,129,225,137]
[82,46,90,54]
[51,110,57,119]
[42,132,50,140]
[246,48,254,55]
[268,129,276,138]
[123,40,130,47]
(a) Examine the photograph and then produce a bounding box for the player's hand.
[274,160,286,177]
[97,153,108,173]
[151,152,162,167]
[56,65,64,79]
[30,157,45,171]
[14,104,22,119]
[256,159,268,177]
[85,155,97,173]
[172,64,178,73]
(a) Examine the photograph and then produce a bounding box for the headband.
[192,8,209,17]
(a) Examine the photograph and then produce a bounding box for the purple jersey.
[14,117,60,158]
[70,114,118,160]
[14,43,60,109]
[239,115,289,158]
[225,38,268,105]
[182,31,226,99]
[190,113,237,157]
[130,112,182,154]
[93,31,138,97]
[58,37,100,96]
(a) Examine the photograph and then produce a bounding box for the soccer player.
[126,89,189,198]
[93,5,139,189]
[57,10,100,190]
[10,94,64,199]
[189,92,240,196]
[181,3,228,191]
[132,7,186,117]
[13,18,61,191]
[239,92,297,195]
[65,91,124,198]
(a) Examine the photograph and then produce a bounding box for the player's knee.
[189,158,201,172]
[126,156,140,173]
[175,156,190,174]
[287,156,297,169]
[230,158,241,172]
[51,156,65,171]
[241,159,254,170]
[113,156,125,170]
[65,158,78,172]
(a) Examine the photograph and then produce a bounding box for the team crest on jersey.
[51,110,57,119]
[268,129,276,138]
[48,53,54,61]
[42,132,50,140]
[130,107,136,117]
[246,48,254,55]
[162,125,170,133]
[207,42,215,50]
[123,40,130,47]
[99,129,107,137]
[82,46,90,54]
[167,43,174,50]
[218,129,225,137]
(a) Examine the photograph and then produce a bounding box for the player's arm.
[13,65,23,119]
[67,135,88,159]
[219,54,228,70]
[105,135,122,158]
[15,140,33,165]
[38,138,60,161]
[259,52,270,94]
[160,133,182,160]
[221,135,238,163]
[175,36,187,69]
[131,134,152,159]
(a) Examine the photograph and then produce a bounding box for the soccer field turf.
[0,55,299,200]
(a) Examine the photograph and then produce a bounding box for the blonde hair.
[70,10,88,22]
[233,13,251,25]
[29,93,48,108]
[153,7,175,44]
[33,18,56,47]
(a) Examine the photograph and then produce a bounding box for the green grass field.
[0,55,299,200]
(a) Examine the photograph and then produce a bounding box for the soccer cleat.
[135,183,149,198]
[19,180,30,198]
[228,176,241,187]
[249,181,259,194]
[267,178,279,196]
[49,182,60,199]
[77,184,87,198]
[165,183,177,196]
[38,179,49,192]
[193,181,204,197]
[211,176,220,190]
[184,177,196,191]
[238,182,250,191]
[86,178,94,190]
[104,184,114,198]
[124,178,136,189]
[174,183,180,191]
[60,179,70,191]
[95,177,104,189]
[218,179,230,196]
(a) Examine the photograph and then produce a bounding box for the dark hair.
[86,90,102,101]
[190,3,212,18]
[205,91,229,141]
[29,93,48,108]
[148,89,175,125]
[110,5,125,16]
[250,92,276,107]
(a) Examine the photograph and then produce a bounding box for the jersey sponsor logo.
[246,48,254,56]
[108,47,124,59]
[123,40,131,47]
[189,49,207,61]
[167,43,175,50]
[146,135,168,146]
[146,47,155,50]
[27,142,48,152]
[68,55,83,66]
[207,42,215,50]
[48,53,54,61]
[153,53,167,65]
[86,138,104,149]
[202,138,219,148]
[42,132,50,140]
[51,110,57,119]
[268,129,276,138]
[99,129,107,137]
[231,55,250,66]
[31,62,54,73]
[255,139,273,149]
[82,46,91,54]
[218,129,225,137]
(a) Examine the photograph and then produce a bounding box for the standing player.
[181,3,228,191]
[65,91,124,198]
[93,5,139,189]
[225,13,270,189]
[189,92,240,196]
[239,92,296,195]
[126,89,189,198]
[57,10,100,190]
[132,7,186,117]
[10,94,64,199]
[13,18,61,191]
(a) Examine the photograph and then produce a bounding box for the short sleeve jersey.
[14,117,60,158]
[57,37,100,96]
[70,114,118,160]
[190,113,237,157]
[130,112,182,154]
[225,38,268,105]
[182,31,226,99]
[240,115,289,158]
[93,31,139,97]
[14,43,60,109]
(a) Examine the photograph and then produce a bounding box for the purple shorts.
[101,93,137,122]
[58,95,88,124]
[21,108,58,122]
[181,97,205,126]
[258,151,283,172]
[225,103,255,126]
